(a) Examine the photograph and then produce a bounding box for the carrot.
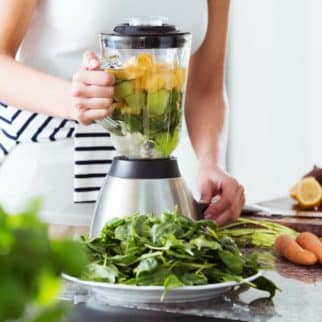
[296,232,322,265]
[275,234,317,266]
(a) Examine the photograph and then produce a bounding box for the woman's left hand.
[198,165,245,226]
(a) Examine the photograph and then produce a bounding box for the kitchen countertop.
[62,253,322,322]
[243,197,322,236]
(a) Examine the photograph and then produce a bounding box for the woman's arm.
[186,0,228,164]
[186,0,245,225]
[0,0,113,124]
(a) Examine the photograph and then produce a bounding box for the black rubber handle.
[194,201,209,220]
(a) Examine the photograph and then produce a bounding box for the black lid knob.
[114,16,179,36]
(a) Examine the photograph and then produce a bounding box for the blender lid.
[101,16,191,49]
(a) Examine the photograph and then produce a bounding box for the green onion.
[218,218,298,248]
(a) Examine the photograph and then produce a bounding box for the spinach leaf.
[136,265,170,286]
[161,274,185,301]
[251,276,280,298]
[218,250,244,276]
[181,272,208,286]
[190,235,222,251]
[164,274,184,289]
[134,257,159,276]
[110,253,138,266]
[83,263,118,283]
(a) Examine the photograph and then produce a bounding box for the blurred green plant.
[0,199,89,322]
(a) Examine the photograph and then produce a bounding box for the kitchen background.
[177,0,322,203]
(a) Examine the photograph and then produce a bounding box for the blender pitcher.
[90,17,203,237]
[98,16,192,159]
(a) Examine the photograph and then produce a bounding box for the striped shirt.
[0,103,116,203]
[73,124,118,203]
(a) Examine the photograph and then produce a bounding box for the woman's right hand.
[71,51,115,125]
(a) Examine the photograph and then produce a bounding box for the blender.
[91,17,206,237]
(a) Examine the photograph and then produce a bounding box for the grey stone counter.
[63,255,322,322]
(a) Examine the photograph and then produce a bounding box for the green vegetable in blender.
[80,211,279,299]
[114,80,134,101]
[157,89,182,136]
[154,130,179,157]
[127,114,143,133]
[147,89,170,116]
[147,115,168,135]
[124,92,146,115]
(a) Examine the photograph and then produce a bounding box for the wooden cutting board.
[242,197,322,235]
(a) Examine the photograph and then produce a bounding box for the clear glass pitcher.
[99,16,192,159]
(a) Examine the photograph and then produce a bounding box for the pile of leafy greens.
[81,211,278,299]
[0,199,88,322]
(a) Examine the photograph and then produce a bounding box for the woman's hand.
[71,51,114,125]
[199,164,245,226]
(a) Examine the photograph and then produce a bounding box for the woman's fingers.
[214,189,244,226]
[73,70,114,87]
[70,51,115,124]
[72,82,114,98]
[204,179,237,220]
[72,97,113,110]
[204,180,245,226]
[200,180,214,204]
[82,51,100,70]
[204,196,232,220]
[215,198,242,226]
[199,178,222,204]
[75,106,114,126]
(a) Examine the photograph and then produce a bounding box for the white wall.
[227,0,322,202]
[306,1,322,164]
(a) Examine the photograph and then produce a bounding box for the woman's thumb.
[82,51,100,70]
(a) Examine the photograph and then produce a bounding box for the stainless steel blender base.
[90,176,200,238]
[89,157,207,238]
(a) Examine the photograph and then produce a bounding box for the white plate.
[62,271,261,304]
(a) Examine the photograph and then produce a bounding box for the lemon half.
[296,177,322,208]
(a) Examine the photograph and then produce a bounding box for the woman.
[0,0,244,235]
